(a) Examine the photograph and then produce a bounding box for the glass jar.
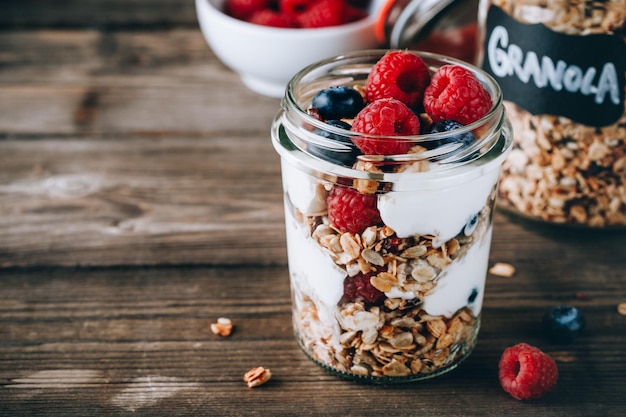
[271,50,513,382]
[478,0,626,227]
[376,0,480,63]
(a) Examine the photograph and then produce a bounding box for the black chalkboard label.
[482,6,626,127]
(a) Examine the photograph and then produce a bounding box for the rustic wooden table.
[1,1,625,416]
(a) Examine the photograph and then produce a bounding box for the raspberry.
[225,0,271,21]
[327,186,381,234]
[297,0,346,28]
[365,51,431,109]
[350,98,419,155]
[343,273,385,304]
[498,343,559,400]
[423,65,493,125]
[248,9,298,27]
[344,6,368,23]
[279,0,312,19]
[382,236,404,253]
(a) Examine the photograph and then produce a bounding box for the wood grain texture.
[0,29,280,138]
[0,266,624,416]
[1,0,198,28]
[1,2,625,415]
[0,137,285,267]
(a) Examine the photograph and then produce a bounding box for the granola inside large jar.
[271,50,512,382]
[478,0,626,227]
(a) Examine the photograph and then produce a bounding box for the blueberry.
[427,120,479,160]
[463,213,479,236]
[467,287,479,304]
[311,86,365,121]
[307,120,361,166]
[542,305,586,343]
[428,120,474,145]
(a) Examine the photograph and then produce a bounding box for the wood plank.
[0,137,286,267]
[0,266,624,416]
[2,133,625,268]
[3,1,625,415]
[1,0,199,28]
[0,29,281,137]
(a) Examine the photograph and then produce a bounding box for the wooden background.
[1,0,625,415]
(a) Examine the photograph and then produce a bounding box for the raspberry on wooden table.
[327,186,381,234]
[350,98,419,155]
[365,50,431,109]
[498,343,559,400]
[423,65,492,125]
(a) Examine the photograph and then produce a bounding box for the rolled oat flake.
[478,0,626,227]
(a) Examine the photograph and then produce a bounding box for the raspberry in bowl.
[195,0,380,98]
[271,50,513,382]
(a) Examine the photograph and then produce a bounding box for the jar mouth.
[274,50,512,189]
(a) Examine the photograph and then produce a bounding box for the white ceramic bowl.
[195,0,380,98]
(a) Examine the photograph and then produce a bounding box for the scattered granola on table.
[243,366,272,388]
[211,317,234,337]
[489,262,516,277]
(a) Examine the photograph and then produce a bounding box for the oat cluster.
[493,0,626,227]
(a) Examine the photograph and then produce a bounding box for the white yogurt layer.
[422,226,492,317]
[377,166,500,247]
[383,226,492,318]
[284,197,345,329]
[281,161,327,215]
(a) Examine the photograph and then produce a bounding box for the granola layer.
[285,175,496,380]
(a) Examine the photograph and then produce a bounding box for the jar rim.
[285,49,503,135]
[273,49,513,190]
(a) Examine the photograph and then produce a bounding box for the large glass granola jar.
[271,50,513,382]
[478,0,626,227]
